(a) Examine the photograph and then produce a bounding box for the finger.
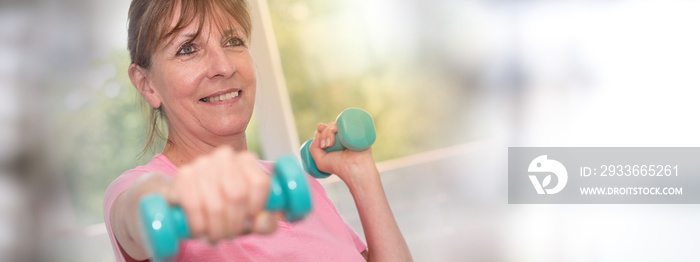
[163,176,180,206]
[317,123,327,133]
[317,123,331,149]
[172,164,207,238]
[218,150,249,237]
[313,126,323,149]
[319,123,330,149]
[216,147,239,239]
[309,131,331,173]
[318,123,335,148]
[200,157,226,243]
[323,122,337,149]
[316,124,328,148]
[238,151,269,216]
[207,146,245,242]
[251,211,277,235]
[310,131,321,155]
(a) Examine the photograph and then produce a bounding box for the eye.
[225,37,245,47]
[177,42,196,56]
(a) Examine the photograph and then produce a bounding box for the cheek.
[237,55,256,82]
[159,65,206,99]
[238,54,257,90]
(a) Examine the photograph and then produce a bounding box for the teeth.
[203,91,239,102]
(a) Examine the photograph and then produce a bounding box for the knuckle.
[239,151,257,162]
[225,184,249,204]
[194,154,211,165]
[183,207,205,236]
[180,195,200,214]
[249,179,268,211]
[221,149,235,160]
[208,230,222,242]
[225,212,245,235]
[228,222,245,235]
[190,223,206,237]
[214,145,234,159]
[218,144,234,152]
[251,175,269,190]
[207,202,224,218]
[177,165,194,179]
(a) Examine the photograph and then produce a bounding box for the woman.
[103,0,412,261]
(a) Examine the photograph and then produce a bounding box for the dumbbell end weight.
[300,139,332,179]
[336,108,376,151]
[269,155,313,222]
[139,194,190,262]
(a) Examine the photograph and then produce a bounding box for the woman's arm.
[343,158,413,262]
[310,123,413,262]
[110,172,170,260]
[110,147,277,260]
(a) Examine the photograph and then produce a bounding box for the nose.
[206,46,236,79]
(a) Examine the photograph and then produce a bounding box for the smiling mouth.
[200,90,240,102]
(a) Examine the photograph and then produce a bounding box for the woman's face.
[146,13,256,143]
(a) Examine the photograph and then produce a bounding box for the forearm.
[343,164,413,262]
[111,172,171,260]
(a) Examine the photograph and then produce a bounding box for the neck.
[162,127,248,167]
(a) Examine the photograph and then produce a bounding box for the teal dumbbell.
[300,108,376,178]
[138,155,312,262]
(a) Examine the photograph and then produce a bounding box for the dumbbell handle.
[139,155,310,262]
[300,108,376,178]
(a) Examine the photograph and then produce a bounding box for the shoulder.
[106,155,176,193]
[103,154,176,262]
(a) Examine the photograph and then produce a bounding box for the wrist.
[339,159,381,192]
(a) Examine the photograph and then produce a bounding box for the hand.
[308,122,377,183]
[163,146,277,244]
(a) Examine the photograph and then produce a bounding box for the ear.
[129,64,162,109]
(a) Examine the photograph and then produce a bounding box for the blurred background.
[2,0,700,261]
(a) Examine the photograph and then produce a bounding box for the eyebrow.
[175,32,198,42]
[221,28,246,45]
[167,28,242,50]
[164,31,197,50]
[176,28,239,40]
[221,29,239,38]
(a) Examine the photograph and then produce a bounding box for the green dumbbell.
[300,108,376,178]
[138,155,312,262]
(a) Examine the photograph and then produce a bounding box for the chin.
[210,120,250,136]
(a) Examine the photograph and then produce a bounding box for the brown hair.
[127,0,252,157]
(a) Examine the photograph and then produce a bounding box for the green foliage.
[54,50,144,225]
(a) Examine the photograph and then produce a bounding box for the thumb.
[251,211,278,235]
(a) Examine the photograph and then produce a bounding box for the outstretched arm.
[110,147,277,260]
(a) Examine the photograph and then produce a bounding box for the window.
[266,0,483,161]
